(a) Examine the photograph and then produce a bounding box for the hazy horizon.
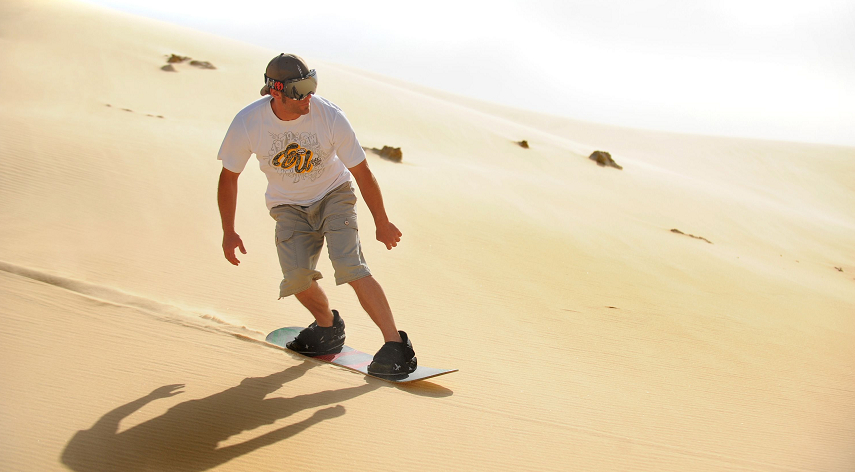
[83,0,855,147]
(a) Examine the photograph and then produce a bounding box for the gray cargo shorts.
[269,182,371,298]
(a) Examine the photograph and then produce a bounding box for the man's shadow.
[60,361,377,471]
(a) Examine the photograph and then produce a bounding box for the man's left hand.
[376,221,402,250]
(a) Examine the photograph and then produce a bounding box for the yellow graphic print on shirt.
[272,143,314,173]
[266,131,327,183]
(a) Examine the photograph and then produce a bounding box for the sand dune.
[1,0,854,470]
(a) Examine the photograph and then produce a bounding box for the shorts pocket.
[326,214,358,231]
[275,227,294,245]
[324,214,360,265]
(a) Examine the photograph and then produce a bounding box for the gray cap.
[260,53,311,96]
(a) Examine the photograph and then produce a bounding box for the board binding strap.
[266,327,457,383]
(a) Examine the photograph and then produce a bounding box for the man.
[217,53,416,376]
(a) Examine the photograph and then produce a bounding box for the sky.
[84,0,855,146]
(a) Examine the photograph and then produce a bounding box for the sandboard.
[266,327,457,383]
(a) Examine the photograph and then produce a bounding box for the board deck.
[266,327,457,383]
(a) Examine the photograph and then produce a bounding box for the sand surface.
[1,1,854,470]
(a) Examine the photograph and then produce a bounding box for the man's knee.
[346,274,373,288]
[279,269,323,298]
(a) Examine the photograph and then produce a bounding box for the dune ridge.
[0,260,266,339]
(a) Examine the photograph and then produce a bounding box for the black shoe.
[286,310,346,355]
[367,331,417,378]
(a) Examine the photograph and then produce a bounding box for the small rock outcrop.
[589,150,622,170]
[364,146,403,163]
[190,60,216,70]
[161,54,216,71]
[517,140,529,149]
[167,54,191,63]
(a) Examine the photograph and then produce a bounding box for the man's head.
[260,53,317,100]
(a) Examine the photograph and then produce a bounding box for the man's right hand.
[222,231,247,266]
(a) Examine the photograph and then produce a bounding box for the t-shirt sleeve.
[217,114,252,173]
[331,111,366,168]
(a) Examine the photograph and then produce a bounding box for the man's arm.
[348,160,402,250]
[218,167,246,265]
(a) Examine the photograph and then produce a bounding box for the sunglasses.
[266,70,318,100]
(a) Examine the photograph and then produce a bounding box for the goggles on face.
[266,69,318,100]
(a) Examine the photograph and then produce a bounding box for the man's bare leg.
[293,280,335,327]
[348,275,403,343]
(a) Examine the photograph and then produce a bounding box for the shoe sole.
[286,339,346,356]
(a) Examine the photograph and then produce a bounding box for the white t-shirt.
[218,95,366,209]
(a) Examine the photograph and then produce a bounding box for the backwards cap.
[260,53,313,96]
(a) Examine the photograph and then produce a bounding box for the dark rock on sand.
[517,140,529,149]
[190,60,216,70]
[167,54,190,63]
[589,150,622,170]
[162,55,216,71]
[364,146,403,163]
